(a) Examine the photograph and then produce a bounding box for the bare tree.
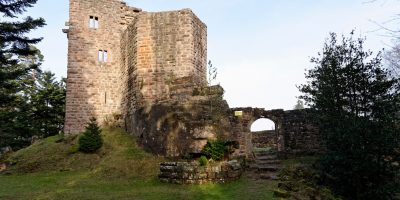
[365,0,400,77]
[384,41,400,76]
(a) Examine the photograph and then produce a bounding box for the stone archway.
[229,107,320,158]
[229,108,285,158]
[250,118,277,150]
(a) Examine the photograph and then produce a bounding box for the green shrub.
[201,140,227,161]
[78,118,103,153]
[198,156,208,166]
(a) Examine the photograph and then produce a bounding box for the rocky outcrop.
[125,85,235,157]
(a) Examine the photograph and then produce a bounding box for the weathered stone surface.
[229,108,321,158]
[227,160,241,170]
[64,0,207,135]
[189,140,208,154]
[159,160,243,184]
[192,126,215,140]
[252,130,277,149]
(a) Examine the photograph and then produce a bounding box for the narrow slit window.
[104,92,107,104]
[98,50,103,62]
[103,50,107,62]
[89,16,94,28]
[94,17,99,29]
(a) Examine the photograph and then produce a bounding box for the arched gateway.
[229,108,320,158]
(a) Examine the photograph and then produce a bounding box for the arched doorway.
[251,118,275,132]
[250,118,277,150]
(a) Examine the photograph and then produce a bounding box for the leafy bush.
[78,118,103,153]
[198,156,208,166]
[201,140,227,161]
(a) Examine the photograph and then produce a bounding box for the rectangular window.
[98,50,108,63]
[94,17,99,29]
[98,50,103,62]
[103,50,107,62]
[89,16,99,29]
[89,16,94,28]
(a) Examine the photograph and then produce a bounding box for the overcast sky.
[25,0,399,113]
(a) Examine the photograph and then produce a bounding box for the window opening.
[89,16,99,29]
[98,50,108,63]
[98,50,103,62]
[94,17,99,29]
[89,16,94,28]
[103,50,107,62]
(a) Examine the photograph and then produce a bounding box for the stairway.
[246,148,282,180]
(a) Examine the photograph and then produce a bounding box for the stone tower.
[63,0,207,134]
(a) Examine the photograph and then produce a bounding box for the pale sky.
[24,0,399,114]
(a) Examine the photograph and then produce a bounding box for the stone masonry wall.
[123,10,207,108]
[251,130,277,149]
[282,110,320,154]
[65,0,207,134]
[64,0,141,134]
[159,160,242,184]
[229,108,320,158]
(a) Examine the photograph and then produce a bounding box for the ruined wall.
[120,9,207,117]
[122,10,207,109]
[251,130,277,149]
[282,110,320,154]
[65,0,207,135]
[159,160,243,184]
[125,87,231,157]
[229,108,321,158]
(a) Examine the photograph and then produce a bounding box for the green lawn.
[0,128,277,200]
[0,171,276,200]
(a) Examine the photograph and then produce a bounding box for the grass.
[0,128,277,200]
[0,172,276,200]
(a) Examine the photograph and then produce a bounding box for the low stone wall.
[159,160,243,184]
[251,130,277,149]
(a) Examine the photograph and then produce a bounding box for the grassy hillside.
[0,128,277,200]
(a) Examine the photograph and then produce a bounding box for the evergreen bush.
[201,140,227,161]
[78,118,103,153]
[198,156,208,166]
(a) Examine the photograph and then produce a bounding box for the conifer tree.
[31,71,66,138]
[79,118,103,153]
[298,31,400,199]
[0,0,46,149]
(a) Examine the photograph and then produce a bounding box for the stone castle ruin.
[63,0,320,159]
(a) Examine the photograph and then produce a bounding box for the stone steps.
[246,148,283,180]
[256,160,281,165]
[255,155,278,160]
[256,165,281,172]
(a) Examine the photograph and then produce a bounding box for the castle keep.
[64,0,207,135]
